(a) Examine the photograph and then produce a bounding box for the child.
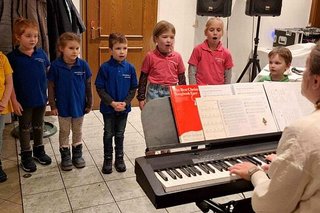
[47,32,92,171]
[95,33,138,174]
[188,17,233,85]
[7,18,51,172]
[0,52,13,182]
[137,20,186,110]
[258,46,292,82]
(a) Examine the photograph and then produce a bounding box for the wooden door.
[83,0,158,109]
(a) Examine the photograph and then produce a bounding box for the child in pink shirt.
[188,17,233,85]
[137,20,186,110]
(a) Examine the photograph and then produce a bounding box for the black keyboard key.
[166,169,177,180]
[190,165,202,175]
[203,162,215,173]
[156,170,168,181]
[197,163,210,174]
[210,161,224,172]
[171,168,183,179]
[184,166,197,176]
[179,167,191,177]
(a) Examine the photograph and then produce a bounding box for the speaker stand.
[237,16,262,82]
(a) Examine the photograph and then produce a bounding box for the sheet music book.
[263,82,314,131]
[169,82,313,143]
[196,95,278,140]
[170,85,205,143]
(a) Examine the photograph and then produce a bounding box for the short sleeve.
[141,53,151,74]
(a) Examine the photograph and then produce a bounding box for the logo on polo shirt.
[34,58,46,63]
[74,71,85,75]
[122,74,131,79]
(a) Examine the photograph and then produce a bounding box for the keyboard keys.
[154,151,274,193]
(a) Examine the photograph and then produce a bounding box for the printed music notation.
[263,82,314,131]
[196,95,278,141]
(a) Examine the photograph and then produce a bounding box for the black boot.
[59,147,73,171]
[21,150,37,172]
[0,160,7,182]
[72,144,85,168]
[115,153,126,172]
[33,145,52,165]
[102,156,112,174]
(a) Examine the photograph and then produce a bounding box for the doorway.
[82,0,158,109]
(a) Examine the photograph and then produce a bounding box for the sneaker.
[102,158,112,174]
[33,145,52,165]
[115,156,126,172]
[21,151,37,172]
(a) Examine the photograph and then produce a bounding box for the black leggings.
[18,106,46,151]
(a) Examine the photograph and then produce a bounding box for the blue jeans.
[146,83,170,102]
[102,113,128,157]
[0,115,5,157]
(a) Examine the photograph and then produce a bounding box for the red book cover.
[170,85,204,143]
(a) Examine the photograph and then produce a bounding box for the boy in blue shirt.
[95,33,138,174]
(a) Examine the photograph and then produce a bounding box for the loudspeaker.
[245,0,282,16]
[197,0,232,17]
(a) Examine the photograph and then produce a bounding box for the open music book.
[170,82,313,143]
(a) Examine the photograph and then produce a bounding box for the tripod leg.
[237,59,253,83]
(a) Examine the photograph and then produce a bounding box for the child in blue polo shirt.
[95,33,138,174]
[8,18,52,172]
[47,32,92,171]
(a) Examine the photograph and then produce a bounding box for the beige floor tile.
[67,182,114,210]
[124,132,145,146]
[83,137,104,151]
[73,202,120,213]
[107,177,145,202]
[0,161,20,200]
[166,202,201,213]
[124,144,146,162]
[23,189,71,213]
[117,196,167,213]
[20,171,64,195]
[0,200,23,213]
[7,191,22,205]
[61,165,103,188]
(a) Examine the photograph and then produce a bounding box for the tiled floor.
[0,108,244,213]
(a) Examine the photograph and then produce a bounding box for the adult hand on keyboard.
[229,162,256,181]
[261,153,277,172]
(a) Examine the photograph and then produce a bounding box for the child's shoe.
[72,144,85,168]
[102,157,112,174]
[21,150,37,172]
[115,154,126,172]
[0,160,7,182]
[33,145,52,165]
[59,147,73,171]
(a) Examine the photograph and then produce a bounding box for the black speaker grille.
[246,0,282,16]
[197,0,232,17]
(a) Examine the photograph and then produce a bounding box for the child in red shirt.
[188,17,233,85]
[137,20,186,110]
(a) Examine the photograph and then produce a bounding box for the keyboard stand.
[196,199,233,213]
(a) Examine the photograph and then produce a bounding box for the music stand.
[237,16,262,82]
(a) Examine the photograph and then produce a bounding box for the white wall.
[75,0,312,82]
[158,0,312,82]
